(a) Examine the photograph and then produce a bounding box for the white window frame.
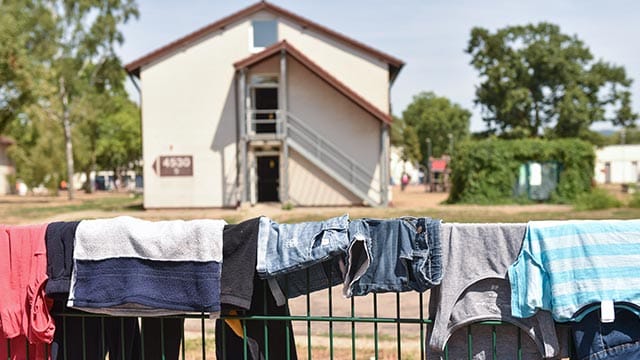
[249,18,278,53]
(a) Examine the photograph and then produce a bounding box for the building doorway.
[250,74,279,134]
[257,155,279,202]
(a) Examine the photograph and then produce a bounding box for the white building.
[125,1,403,208]
[594,145,640,184]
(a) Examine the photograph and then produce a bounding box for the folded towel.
[75,216,225,262]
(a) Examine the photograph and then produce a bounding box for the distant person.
[401,172,410,191]
[60,180,67,190]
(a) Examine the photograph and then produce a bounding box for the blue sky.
[118,0,640,132]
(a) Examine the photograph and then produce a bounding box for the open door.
[257,155,279,202]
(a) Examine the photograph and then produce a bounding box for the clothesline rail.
[28,286,573,359]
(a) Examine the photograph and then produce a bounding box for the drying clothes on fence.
[343,217,442,297]
[221,218,261,310]
[50,300,141,360]
[50,301,184,360]
[45,221,80,300]
[68,216,225,317]
[69,258,221,316]
[72,216,224,261]
[0,224,55,360]
[571,305,640,360]
[257,215,349,305]
[428,223,561,359]
[509,219,640,322]
[216,276,298,360]
[256,214,349,278]
[271,256,345,305]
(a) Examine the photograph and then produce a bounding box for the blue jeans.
[343,217,442,297]
[256,215,350,278]
[271,256,345,304]
[572,305,640,360]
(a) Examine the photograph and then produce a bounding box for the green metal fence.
[8,272,572,359]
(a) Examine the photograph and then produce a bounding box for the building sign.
[154,155,193,176]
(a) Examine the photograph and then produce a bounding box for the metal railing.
[12,267,572,359]
[243,109,382,206]
[286,113,382,206]
[247,109,284,139]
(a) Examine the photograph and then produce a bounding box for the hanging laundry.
[257,215,349,305]
[427,223,562,359]
[0,224,55,360]
[571,306,640,360]
[216,276,298,360]
[221,217,261,310]
[67,216,225,317]
[256,214,349,277]
[50,300,141,360]
[271,256,344,305]
[343,217,442,297]
[45,221,80,300]
[509,220,640,322]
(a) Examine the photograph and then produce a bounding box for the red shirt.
[0,224,54,359]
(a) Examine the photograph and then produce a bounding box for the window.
[250,74,279,86]
[251,20,277,50]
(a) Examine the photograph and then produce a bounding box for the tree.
[402,92,471,160]
[0,0,56,132]
[6,104,66,193]
[39,0,139,199]
[94,93,141,181]
[390,115,421,164]
[467,23,637,138]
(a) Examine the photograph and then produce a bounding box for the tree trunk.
[63,114,75,200]
[60,76,75,200]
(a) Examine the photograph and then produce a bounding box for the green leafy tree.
[390,116,422,164]
[38,0,139,199]
[402,92,471,159]
[0,0,56,132]
[6,105,66,193]
[73,86,140,192]
[467,23,637,138]
[613,127,640,145]
[95,94,141,181]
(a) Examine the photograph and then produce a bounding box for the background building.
[126,1,403,208]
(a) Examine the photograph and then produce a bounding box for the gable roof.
[124,1,404,82]
[234,40,392,124]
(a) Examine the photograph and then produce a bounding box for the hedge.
[447,138,595,204]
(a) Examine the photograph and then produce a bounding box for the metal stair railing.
[286,113,381,206]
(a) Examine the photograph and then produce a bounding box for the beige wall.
[138,10,388,207]
[289,149,361,205]
[279,18,390,113]
[287,56,382,204]
[140,18,258,207]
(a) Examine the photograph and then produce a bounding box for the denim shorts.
[572,305,640,360]
[343,217,442,297]
[270,256,345,306]
[256,215,350,278]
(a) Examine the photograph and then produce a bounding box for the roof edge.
[125,1,404,79]
[234,40,392,124]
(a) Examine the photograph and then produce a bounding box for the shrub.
[628,191,640,208]
[573,188,622,210]
[448,138,594,204]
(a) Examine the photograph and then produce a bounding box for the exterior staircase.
[285,113,381,206]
